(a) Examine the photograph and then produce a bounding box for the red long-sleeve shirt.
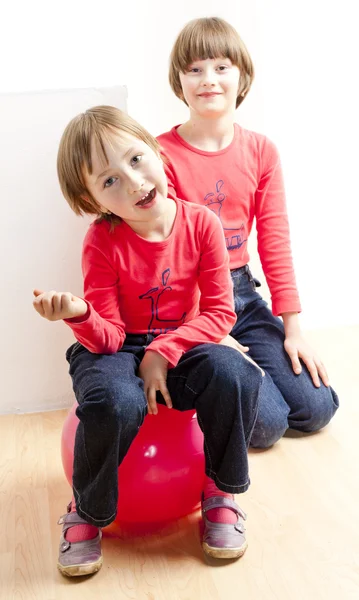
[157,124,301,316]
[65,197,236,367]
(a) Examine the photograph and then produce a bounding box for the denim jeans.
[230,266,339,448]
[66,337,263,527]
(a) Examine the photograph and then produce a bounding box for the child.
[157,16,339,450]
[33,106,263,576]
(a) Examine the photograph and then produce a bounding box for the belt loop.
[145,333,154,345]
[244,264,253,283]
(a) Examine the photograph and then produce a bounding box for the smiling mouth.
[198,92,221,97]
[136,188,156,206]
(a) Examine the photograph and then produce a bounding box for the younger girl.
[157,16,339,450]
[33,106,263,576]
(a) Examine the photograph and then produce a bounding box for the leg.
[66,342,147,527]
[231,269,339,443]
[167,343,263,493]
[249,372,290,448]
[167,343,263,559]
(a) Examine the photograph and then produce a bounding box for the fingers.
[288,345,329,388]
[33,289,56,319]
[158,382,173,409]
[288,347,321,388]
[52,293,63,314]
[237,343,249,353]
[219,335,249,353]
[316,359,330,387]
[287,348,302,376]
[38,290,58,320]
[33,289,44,297]
[302,357,320,388]
[146,386,158,416]
[33,290,76,321]
[145,381,173,416]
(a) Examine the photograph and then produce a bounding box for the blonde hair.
[57,105,160,225]
[169,17,254,108]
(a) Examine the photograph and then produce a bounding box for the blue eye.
[104,177,117,188]
[131,155,142,166]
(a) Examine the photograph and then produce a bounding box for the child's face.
[83,132,169,225]
[179,57,240,117]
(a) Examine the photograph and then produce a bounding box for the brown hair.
[57,105,160,226]
[169,17,254,108]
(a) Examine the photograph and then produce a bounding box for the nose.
[201,67,216,87]
[124,169,144,194]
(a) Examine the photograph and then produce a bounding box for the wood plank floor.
[1,325,358,599]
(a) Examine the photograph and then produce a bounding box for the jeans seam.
[184,381,198,395]
[82,427,94,482]
[206,469,249,490]
[73,485,117,525]
[196,413,214,473]
[244,374,263,441]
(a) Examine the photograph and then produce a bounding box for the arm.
[33,227,127,354]
[255,138,301,316]
[255,140,329,386]
[64,236,126,353]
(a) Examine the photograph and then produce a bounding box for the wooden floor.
[1,325,358,600]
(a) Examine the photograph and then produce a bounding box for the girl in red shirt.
[33,106,263,575]
[158,17,338,453]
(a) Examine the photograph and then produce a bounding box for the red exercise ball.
[61,403,205,524]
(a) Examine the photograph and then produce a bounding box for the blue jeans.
[66,337,263,526]
[230,266,339,448]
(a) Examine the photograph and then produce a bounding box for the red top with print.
[65,197,236,367]
[157,124,301,316]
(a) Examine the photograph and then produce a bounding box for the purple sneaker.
[57,506,103,577]
[201,496,248,559]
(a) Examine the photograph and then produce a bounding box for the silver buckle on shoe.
[60,539,70,552]
[235,522,246,534]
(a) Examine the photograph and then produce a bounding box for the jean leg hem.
[205,469,250,495]
[75,503,117,527]
[73,487,117,527]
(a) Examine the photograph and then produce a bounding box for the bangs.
[80,123,117,177]
[173,18,242,73]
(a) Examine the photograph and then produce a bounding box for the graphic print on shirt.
[139,268,187,335]
[204,180,247,251]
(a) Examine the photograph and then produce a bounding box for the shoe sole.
[57,556,103,577]
[202,540,248,559]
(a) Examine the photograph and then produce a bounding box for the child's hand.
[33,289,88,321]
[219,334,249,353]
[284,334,330,388]
[139,350,172,415]
[218,335,264,376]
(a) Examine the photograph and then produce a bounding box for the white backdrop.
[0,86,127,414]
[0,0,358,413]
